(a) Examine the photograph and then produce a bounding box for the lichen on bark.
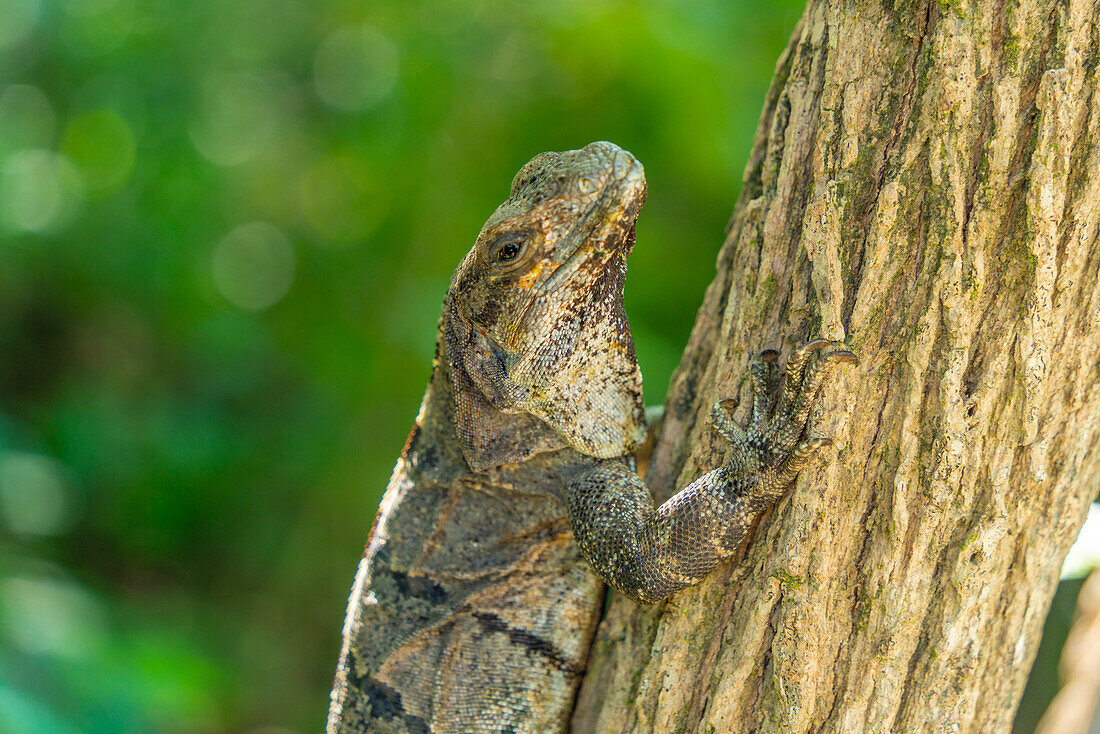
[572,1,1100,732]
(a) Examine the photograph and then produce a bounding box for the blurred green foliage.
[0,1,1094,732]
[0,0,805,730]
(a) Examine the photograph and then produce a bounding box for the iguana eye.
[487,234,533,270]
[497,242,522,261]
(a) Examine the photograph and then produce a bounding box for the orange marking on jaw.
[515,260,550,290]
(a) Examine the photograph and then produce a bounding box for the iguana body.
[327,142,855,733]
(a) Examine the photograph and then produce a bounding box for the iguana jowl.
[327,141,855,733]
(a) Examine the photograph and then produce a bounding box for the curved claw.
[710,398,746,446]
[824,349,859,366]
[799,338,832,354]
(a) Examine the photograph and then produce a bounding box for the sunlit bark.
[573,1,1100,731]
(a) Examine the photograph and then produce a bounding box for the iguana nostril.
[612,149,636,180]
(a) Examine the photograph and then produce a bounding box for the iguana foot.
[711,339,857,484]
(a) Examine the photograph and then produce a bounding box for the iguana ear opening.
[442,302,567,471]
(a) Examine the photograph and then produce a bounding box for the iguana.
[326,141,856,733]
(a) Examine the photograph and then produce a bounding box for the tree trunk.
[572,1,1100,732]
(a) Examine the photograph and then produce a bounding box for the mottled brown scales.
[327,142,854,733]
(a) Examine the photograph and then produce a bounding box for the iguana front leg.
[565,339,857,603]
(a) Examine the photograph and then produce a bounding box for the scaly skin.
[327,142,855,733]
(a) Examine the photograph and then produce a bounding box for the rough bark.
[572,1,1100,732]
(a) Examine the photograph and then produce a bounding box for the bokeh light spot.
[60,108,136,196]
[189,72,283,167]
[0,149,80,233]
[0,85,56,155]
[0,572,105,658]
[0,0,40,51]
[300,153,388,244]
[0,452,77,538]
[313,26,398,113]
[212,221,296,311]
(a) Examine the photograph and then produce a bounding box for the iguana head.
[443,141,648,470]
